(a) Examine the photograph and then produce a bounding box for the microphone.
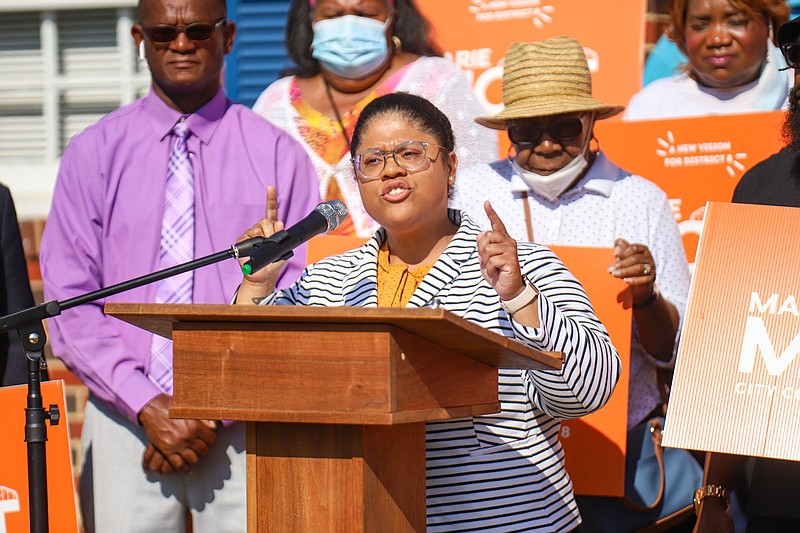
[241,200,348,275]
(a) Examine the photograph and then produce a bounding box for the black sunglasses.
[141,18,226,44]
[781,42,800,68]
[508,116,585,146]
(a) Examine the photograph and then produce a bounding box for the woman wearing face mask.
[253,0,498,237]
[624,0,791,120]
[454,38,692,443]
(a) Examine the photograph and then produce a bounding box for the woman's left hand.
[609,238,656,306]
[477,201,525,300]
[234,186,286,304]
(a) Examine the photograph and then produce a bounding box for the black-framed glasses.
[141,18,226,44]
[508,116,585,146]
[351,140,449,181]
[781,42,800,68]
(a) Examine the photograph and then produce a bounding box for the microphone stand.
[0,237,266,533]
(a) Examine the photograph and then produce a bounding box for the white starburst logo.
[0,486,20,533]
[656,130,747,177]
[467,0,555,26]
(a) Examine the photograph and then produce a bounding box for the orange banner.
[663,202,800,459]
[0,380,78,533]
[419,0,645,119]
[597,112,785,265]
[554,246,632,496]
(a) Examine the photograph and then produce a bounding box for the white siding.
[0,4,149,219]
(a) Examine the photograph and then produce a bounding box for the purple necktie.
[148,118,194,394]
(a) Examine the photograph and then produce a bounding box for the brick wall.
[20,218,89,490]
[647,0,672,53]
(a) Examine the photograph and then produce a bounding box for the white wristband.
[499,279,539,315]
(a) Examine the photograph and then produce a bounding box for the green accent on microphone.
[242,264,252,275]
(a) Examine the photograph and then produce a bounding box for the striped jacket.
[264,210,621,532]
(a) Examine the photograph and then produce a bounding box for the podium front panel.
[170,322,500,424]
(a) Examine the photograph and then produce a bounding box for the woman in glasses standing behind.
[236,91,621,532]
[454,38,691,473]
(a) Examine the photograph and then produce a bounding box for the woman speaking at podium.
[235,92,620,532]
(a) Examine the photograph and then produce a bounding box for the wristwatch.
[693,484,729,516]
[500,279,539,315]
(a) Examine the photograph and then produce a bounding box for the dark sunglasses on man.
[781,42,800,68]
[507,116,585,146]
[141,17,226,44]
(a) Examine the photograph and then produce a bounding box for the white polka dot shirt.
[453,152,691,427]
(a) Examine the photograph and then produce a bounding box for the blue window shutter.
[227,0,293,108]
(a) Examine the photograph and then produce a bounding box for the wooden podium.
[106,304,563,532]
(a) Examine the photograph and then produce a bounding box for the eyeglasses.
[141,18,227,44]
[781,42,800,68]
[351,140,449,181]
[507,116,585,146]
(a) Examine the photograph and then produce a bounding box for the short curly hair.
[350,92,454,157]
[668,0,790,51]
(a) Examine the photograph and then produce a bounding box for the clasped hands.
[139,393,218,474]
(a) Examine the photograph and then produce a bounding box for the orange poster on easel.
[0,380,79,533]
[553,245,632,497]
[664,202,800,460]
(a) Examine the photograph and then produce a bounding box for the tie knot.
[172,119,190,139]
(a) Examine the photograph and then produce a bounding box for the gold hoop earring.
[589,135,601,153]
[392,35,402,52]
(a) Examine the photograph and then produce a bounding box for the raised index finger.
[484,201,509,236]
[266,185,279,222]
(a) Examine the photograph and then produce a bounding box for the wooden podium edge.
[106,303,564,371]
[170,402,502,425]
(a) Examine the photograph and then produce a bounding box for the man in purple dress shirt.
[39,0,319,530]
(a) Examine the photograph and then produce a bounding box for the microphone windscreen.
[315,200,349,232]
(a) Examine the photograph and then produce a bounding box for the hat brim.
[476,97,625,130]
[778,17,800,47]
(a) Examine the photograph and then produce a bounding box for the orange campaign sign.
[663,202,800,460]
[0,380,79,533]
[418,0,645,118]
[553,246,632,497]
[596,112,785,265]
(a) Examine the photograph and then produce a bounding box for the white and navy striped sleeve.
[512,243,621,420]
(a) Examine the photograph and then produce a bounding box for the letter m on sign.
[738,317,800,376]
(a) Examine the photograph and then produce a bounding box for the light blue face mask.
[311,15,392,80]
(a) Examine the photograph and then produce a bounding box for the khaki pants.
[79,395,246,533]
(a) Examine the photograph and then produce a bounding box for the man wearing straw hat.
[454,34,691,449]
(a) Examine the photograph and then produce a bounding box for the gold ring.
[643,264,652,276]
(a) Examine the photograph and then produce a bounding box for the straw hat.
[476,37,624,130]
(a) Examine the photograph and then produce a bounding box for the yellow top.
[376,243,433,308]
